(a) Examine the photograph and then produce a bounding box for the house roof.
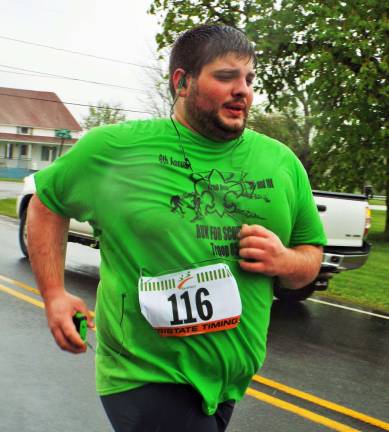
[0,87,82,131]
[0,132,78,145]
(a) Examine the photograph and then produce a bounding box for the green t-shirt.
[35,118,326,415]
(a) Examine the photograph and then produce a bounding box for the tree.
[82,102,126,129]
[279,1,388,237]
[148,0,389,239]
[139,51,173,118]
[247,106,305,157]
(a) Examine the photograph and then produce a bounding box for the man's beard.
[184,85,247,142]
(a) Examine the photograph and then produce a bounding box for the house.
[0,87,82,178]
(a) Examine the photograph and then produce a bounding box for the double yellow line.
[1,274,388,431]
[248,375,389,431]
[0,274,95,318]
[0,275,44,308]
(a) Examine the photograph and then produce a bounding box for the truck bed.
[313,190,369,248]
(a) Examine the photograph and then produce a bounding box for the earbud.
[178,75,187,90]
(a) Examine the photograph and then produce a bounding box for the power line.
[0,67,50,80]
[0,64,147,93]
[0,91,154,115]
[0,35,159,71]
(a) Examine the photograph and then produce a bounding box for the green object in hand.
[73,312,88,342]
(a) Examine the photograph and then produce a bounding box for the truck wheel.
[19,208,29,258]
[274,284,315,302]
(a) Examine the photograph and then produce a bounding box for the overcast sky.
[0,0,162,124]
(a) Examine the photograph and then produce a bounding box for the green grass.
[0,178,23,182]
[368,209,386,240]
[315,210,389,313]
[0,198,17,218]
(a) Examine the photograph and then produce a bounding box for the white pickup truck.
[17,175,371,302]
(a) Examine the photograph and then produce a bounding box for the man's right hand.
[45,291,94,354]
[27,195,94,354]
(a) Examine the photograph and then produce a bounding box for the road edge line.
[308,298,389,320]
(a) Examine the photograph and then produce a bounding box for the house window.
[20,144,28,157]
[41,146,57,162]
[17,126,32,134]
[6,143,14,159]
[41,146,49,161]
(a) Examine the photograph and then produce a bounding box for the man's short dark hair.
[169,24,256,96]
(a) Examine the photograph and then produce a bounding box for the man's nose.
[232,77,250,98]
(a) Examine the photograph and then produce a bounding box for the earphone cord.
[169,94,194,172]
[169,92,181,141]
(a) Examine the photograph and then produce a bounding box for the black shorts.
[100,383,235,432]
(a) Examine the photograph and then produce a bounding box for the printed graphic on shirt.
[169,168,274,259]
[170,169,273,222]
[159,153,192,170]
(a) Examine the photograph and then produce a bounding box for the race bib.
[138,263,241,337]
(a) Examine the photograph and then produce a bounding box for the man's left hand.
[238,224,292,276]
[238,224,323,289]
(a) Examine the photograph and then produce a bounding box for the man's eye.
[215,75,233,81]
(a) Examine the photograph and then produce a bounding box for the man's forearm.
[27,194,70,301]
[278,245,323,290]
[27,194,92,353]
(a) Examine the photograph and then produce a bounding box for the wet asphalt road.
[0,180,23,199]
[0,216,388,432]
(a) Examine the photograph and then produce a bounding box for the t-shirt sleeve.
[34,125,112,226]
[289,156,327,248]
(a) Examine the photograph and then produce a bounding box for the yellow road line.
[0,283,44,309]
[0,273,40,295]
[0,273,95,318]
[0,281,97,333]
[253,375,389,431]
[246,387,360,432]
